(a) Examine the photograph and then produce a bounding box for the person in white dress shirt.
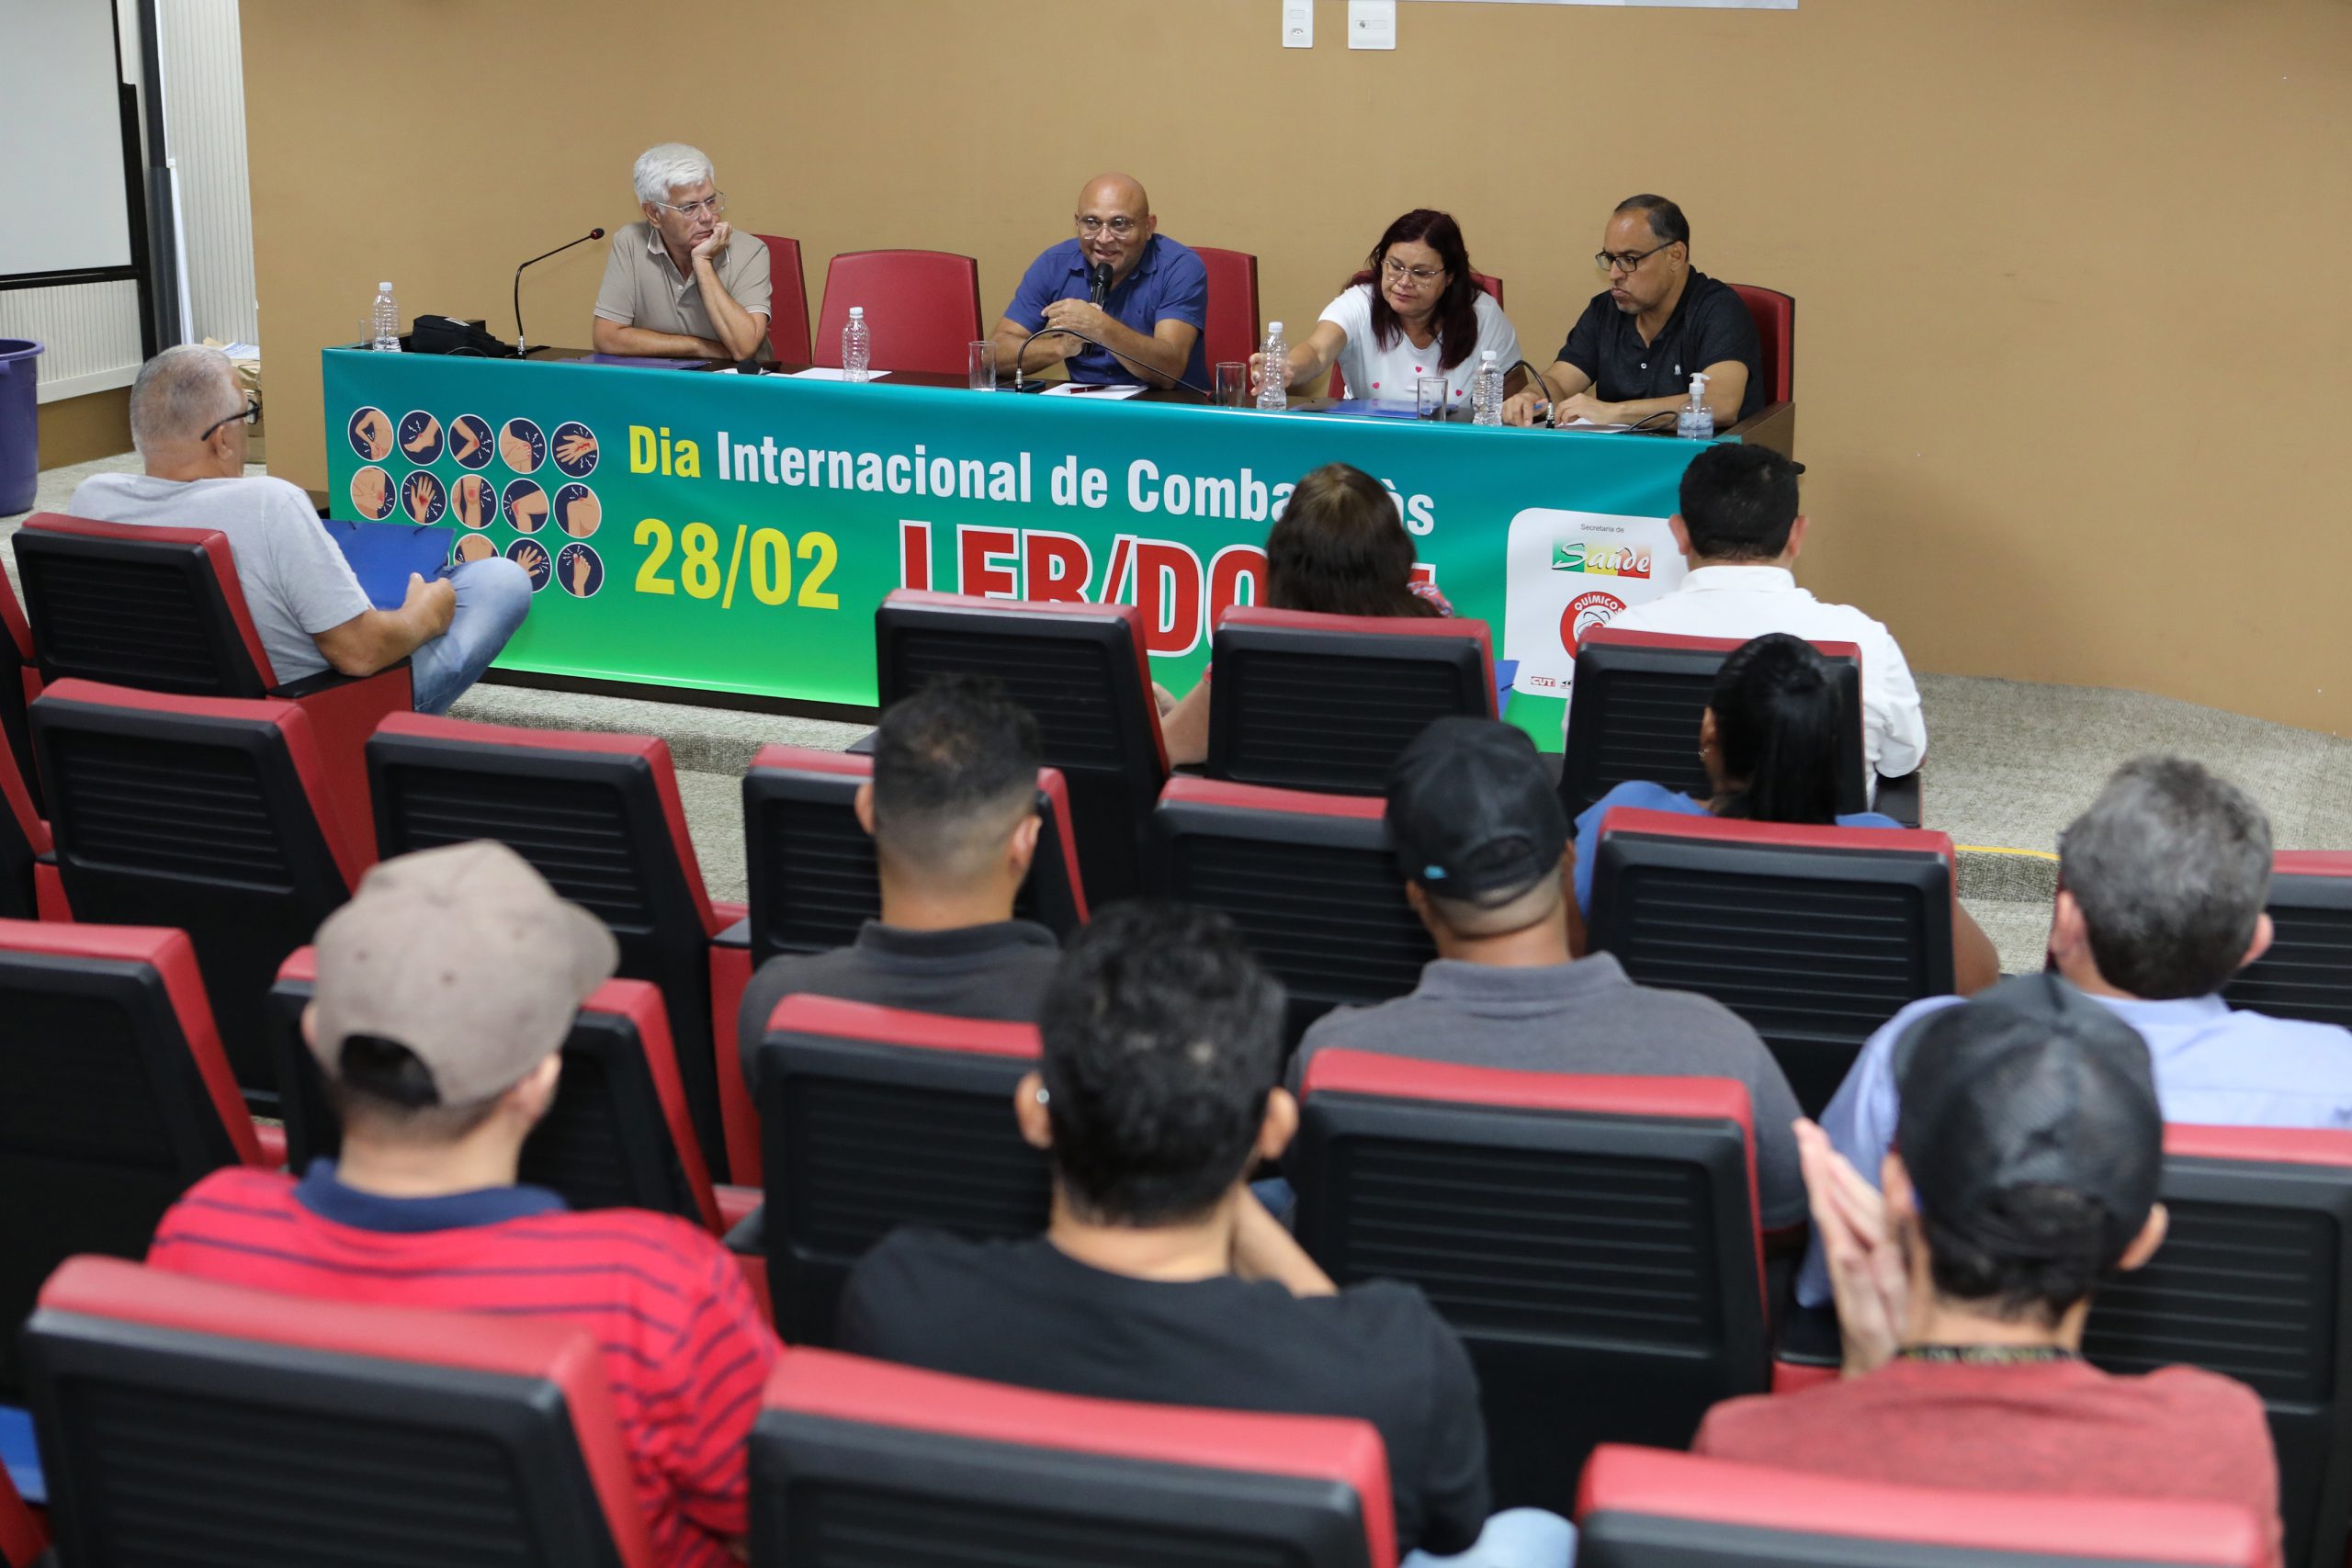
[1251,209,1522,409]
[1571,443,1928,785]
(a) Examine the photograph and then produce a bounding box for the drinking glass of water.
[967,341,997,391]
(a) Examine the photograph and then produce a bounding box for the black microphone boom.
[514,226,607,355]
[1088,262,1113,308]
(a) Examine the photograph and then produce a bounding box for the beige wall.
[239,0,2352,733]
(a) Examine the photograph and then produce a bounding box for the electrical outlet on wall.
[1281,0,1313,48]
[1347,0,1395,51]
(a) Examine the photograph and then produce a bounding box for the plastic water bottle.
[370,281,401,353]
[1471,351,1504,425]
[842,306,871,383]
[1677,371,1714,440]
[1256,321,1287,411]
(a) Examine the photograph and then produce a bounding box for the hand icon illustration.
[356,410,392,459]
[401,414,442,455]
[351,467,389,516]
[512,540,548,579]
[405,474,436,522]
[555,430,597,466]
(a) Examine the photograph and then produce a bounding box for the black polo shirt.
[1557,268,1766,423]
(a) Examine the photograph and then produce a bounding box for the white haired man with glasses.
[592,142,772,361]
[1502,194,1762,431]
[989,173,1207,390]
[67,344,531,714]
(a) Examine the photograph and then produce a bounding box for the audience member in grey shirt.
[738,674,1062,1100]
[1292,716,1806,1230]
[65,344,528,715]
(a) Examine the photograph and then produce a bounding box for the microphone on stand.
[514,227,606,356]
[1088,261,1114,308]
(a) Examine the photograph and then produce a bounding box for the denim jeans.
[408,558,531,715]
[1403,1508,1577,1568]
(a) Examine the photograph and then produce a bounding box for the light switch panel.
[1347,0,1395,51]
[1282,0,1313,48]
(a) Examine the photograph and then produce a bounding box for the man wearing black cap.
[1696,976,2279,1561]
[1292,716,1807,1230]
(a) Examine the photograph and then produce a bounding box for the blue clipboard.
[322,519,455,609]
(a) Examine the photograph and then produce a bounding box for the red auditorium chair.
[1147,777,1435,1044]
[814,250,983,377]
[1293,1051,1767,1516]
[1560,626,1909,823]
[751,231,812,364]
[265,951,759,1246]
[752,996,1048,1347]
[751,1348,1396,1568]
[1329,271,1503,400]
[0,920,279,1399]
[13,512,413,854]
[1584,807,1957,1116]
[1729,283,1795,405]
[741,744,1087,964]
[0,1462,41,1568]
[23,1256,659,1568]
[1575,1445,2267,1568]
[30,679,367,1105]
[0,578,38,816]
[365,713,747,1181]
[1205,604,1497,795]
[876,590,1169,902]
[2082,1125,2352,1568]
[2222,852,2352,1031]
[1193,245,1261,378]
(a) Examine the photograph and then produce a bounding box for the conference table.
[322,345,1793,750]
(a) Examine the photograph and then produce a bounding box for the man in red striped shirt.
[148,841,780,1568]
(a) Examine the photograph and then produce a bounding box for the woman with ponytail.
[1568,634,1998,989]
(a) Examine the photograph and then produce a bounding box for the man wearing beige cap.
[149,842,781,1568]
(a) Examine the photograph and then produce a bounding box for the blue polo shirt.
[1005,234,1209,389]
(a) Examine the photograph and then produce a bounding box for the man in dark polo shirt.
[735,673,1060,1097]
[989,172,1209,390]
[1504,194,1762,430]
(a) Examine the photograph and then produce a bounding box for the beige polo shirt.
[593,220,772,345]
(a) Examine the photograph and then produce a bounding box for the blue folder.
[0,1403,40,1505]
[322,519,455,609]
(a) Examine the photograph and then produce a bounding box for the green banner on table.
[323,350,1716,749]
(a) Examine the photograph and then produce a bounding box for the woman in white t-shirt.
[1251,209,1523,409]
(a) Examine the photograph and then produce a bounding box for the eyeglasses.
[198,396,261,442]
[656,192,727,220]
[1595,241,1677,275]
[1076,215,1140,235]
[1381,258,1446,285]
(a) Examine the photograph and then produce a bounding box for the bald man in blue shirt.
[991,173,1208,391]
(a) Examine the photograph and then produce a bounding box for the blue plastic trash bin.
[0,339,41,516]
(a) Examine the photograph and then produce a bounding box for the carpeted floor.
[12,450,2348,975]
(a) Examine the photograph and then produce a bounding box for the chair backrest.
[0,919,264,1398]
[1575,1444,2268,1568]
[1587,807,1956,1117]
[1193,245,1261,377]
[742,744,1088,965]
[267,951,722,1234]
[1295,1051,1766,1515]
[751,231,812,364]
[31,679,364,1104]
[366,712,730,1177]
[751,1348,1396,1568]
[0,726,44,921]
[2083,1125,2352,1568]
[814,249,983,377]
[0,578,40,817]
[1561,627,1868,818]
[1147,778,1434,1044]
[875,590,1167,902]
[1728,283,1794,404]
[1328,272,1503,399]
[1205,605,1496,795]
[754,995,1049,1347]
[14,513,278,695]
[25,1255,657,1568]
[2223,852,2352,1031]
[0,1460,41,1568]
